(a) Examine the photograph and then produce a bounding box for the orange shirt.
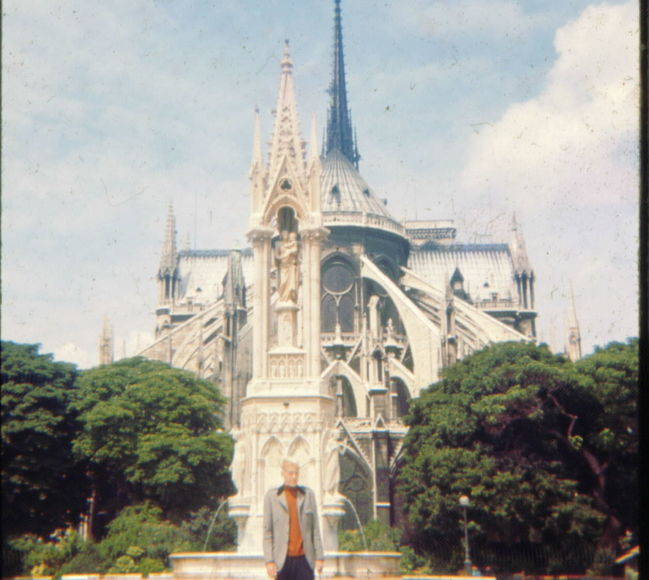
[285,487,304,556]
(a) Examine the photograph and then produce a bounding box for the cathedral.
[135,0,539,531]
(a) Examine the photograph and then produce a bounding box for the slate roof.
[177,249,253,303]
[320,150,405,237]
[408,244,517,305]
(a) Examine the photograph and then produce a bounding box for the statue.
[323,432,341,498]
[276,230,299,303]
[231,428,248,496]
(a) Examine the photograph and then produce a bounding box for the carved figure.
[323,433,340,497]
[231,429,248,496]
[276,231,299,303]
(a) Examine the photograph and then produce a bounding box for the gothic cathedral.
[139,0,538,530]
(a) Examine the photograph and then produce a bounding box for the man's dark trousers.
[277,555,313,580]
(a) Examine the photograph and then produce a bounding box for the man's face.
[282,462,299,487]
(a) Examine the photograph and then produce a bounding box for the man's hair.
[281,457,299,470]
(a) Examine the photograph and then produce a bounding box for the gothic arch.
[260,436,283,495]
[288,436,315,490]
[390,377,411,418]
[322,361,366,419]
[339,446,373,528]
[263,194,307,226]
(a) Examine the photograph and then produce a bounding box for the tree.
[1,342,88,541]
[398,340,638,574]
[72,357,234,530]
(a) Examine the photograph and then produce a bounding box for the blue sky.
[2,0,639,368]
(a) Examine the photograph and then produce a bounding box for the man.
[263,459,324,580]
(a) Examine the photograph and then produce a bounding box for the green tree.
[398,340,638,574]
[73,357,234,528]
[574,340,639,570]
[1,342,88,553]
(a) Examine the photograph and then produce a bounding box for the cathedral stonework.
[138,0,538,533]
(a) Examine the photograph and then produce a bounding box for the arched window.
[391,378,411,418]
[339,449,372,528]
[321,258,356,333]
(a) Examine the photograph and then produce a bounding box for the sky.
[2,0,640,369]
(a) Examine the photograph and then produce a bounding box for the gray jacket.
[263,485,324,571]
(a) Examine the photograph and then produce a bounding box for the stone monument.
[170,41,400,580]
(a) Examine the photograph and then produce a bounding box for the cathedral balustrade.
[323,210,405,236]
[321,331,358,346]
[476,298,516,310]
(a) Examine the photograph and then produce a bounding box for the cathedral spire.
[98,316,114,366]
[325,0,359,168]
[158,204,179,305]
[565,283,582,361]
[159,204,177,274]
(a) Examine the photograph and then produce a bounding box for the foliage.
[10,503,210,576]
[96,502,194,569]
[73,357,235,525]
[58,543,106,575]
[338,519,400,552]
[398,340,638,575]
[181,505,237,552]
[1,342,88,547]
[8,528,85,576]
[399,545,430,574]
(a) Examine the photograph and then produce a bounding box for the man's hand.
[315,559,324,574]
[266,562,278,578]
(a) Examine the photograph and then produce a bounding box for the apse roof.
[320,149,405,237]
[177,250,253,303]
[408,244,517,306]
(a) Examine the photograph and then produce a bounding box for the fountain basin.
[169,551,401,579]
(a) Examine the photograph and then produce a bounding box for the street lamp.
[459,495,473,576]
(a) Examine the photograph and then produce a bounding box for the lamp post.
[459,495,473,576]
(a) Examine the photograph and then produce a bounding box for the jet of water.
[203,500,230,552]
[340,495,368,551]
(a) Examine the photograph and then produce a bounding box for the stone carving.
[276,231,299,303]
[269,353,304,378]
[323,432,341,497]
[230,429,248,496]
[241,410,321,434]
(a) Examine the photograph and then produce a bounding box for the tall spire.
[266,40,306,185]
[159,204,177,274]
[565,283,582,361]
[98,316,114,366]
[325,0,359,168]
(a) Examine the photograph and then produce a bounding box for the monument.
[169,41,400,580]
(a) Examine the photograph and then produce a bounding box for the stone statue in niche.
[276,230,300,303]
[323,431,341,498]
[231,428,248,496]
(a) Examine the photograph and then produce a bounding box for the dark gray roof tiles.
[320,150,404,236]
[408,245,517,305]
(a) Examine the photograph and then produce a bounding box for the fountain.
[169,26,400,580]
[340,496,368,551]
[202,500,230,552]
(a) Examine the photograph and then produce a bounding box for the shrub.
[97,502,193,570]
[181,505,237,552]
[9,528,83,575]
[338,520,400,552]
[58,543,106,574]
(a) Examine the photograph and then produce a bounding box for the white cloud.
[53,342,95,369]
[461,1,638,208]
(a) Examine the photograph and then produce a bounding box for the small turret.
[158,204,179,305]
[510,213,534,309]
[98,317,114,366]
[565,284,582,361]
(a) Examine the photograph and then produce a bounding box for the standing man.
[263,459,324,580]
